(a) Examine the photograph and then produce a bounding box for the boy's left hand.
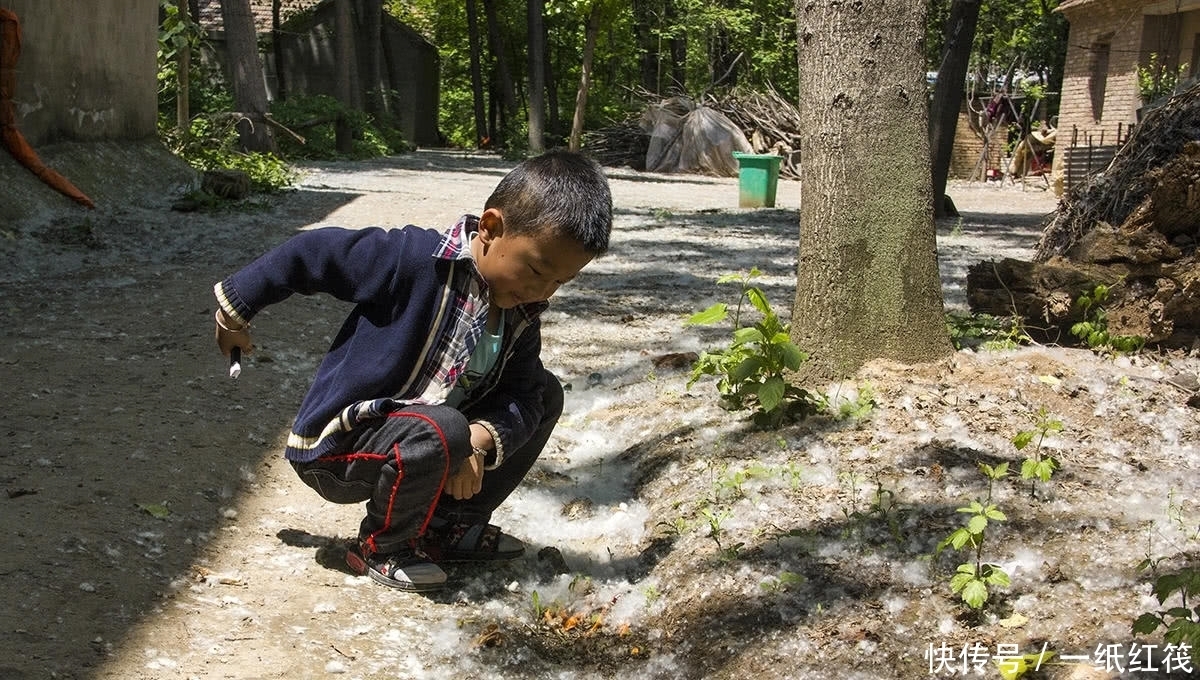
[446,452,484,500]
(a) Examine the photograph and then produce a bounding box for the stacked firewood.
[581,86,803,180]
[581,122,649,171]
[708,86,802,180]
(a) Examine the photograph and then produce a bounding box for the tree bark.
[220,0,276,153]
[483,0,517,147]
[790,0,952,381]
[466,0,488,146]
[527,0,547,154]
[176,0,191,131]
[929,0,981,218]
[334,0,355,154]
[569,2,601,152]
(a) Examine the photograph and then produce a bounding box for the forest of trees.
[396,0,1066,154]
[173,0,1067,157]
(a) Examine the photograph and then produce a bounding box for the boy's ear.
[478,208,505,242]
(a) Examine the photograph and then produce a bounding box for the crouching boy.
[213,150,612,591]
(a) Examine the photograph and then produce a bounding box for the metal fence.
[1062,123,1135,190]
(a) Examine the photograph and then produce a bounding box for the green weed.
[1070,284,1145,354]
[840,474,908,545]
[1014,407,1062,498]
[760,571,805,592]
[686,268,818,427]
[946,312,1031,351]
[1132,566,1200,648]
[936,462,1011,610]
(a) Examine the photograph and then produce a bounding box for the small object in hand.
[229,346,242,379]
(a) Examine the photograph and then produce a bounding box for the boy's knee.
[398,404,471,452]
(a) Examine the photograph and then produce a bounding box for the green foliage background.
[159,0,1069,166]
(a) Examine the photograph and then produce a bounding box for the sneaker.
[345,543,447,591]
[423,522,525,562]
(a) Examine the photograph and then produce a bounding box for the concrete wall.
[2,0,159,145]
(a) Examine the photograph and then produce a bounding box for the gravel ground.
[1,149,1197,680]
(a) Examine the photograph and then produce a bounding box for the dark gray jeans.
[291,369,563,554]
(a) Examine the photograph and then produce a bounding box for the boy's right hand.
[214,309,253,358]
[446,452,484,500]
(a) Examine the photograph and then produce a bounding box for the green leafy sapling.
[1014,407,1062,498]
[1132,566,1200,648]
[937,462,1012,610]
[686,268,815,425]
[1070,284,1145,354]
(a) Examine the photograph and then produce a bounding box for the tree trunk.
[526,0,547,154]
[334,0,355,154]
[543,19,559,140]
[176,0,190,131]
[790,0,952,381]
[271,0,287,100]
[466,0,488,147]
[709,27,736,89]
[220,0,276,153]
[358,0,387,125]
[483,0,517,147]
[929,0,981,218]
[632,0,659,93]
[666,0,685,92]
[569,2,601,152]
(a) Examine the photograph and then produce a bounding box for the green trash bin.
[732,152,782,208]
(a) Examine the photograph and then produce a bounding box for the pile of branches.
[1035,81,1200,261]
[708,85,802,180]
[581,121,648,171]
[582,85,803,179]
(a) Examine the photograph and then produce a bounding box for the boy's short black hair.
[484,150,612,255]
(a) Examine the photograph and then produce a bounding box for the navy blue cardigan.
[214,221,549,462]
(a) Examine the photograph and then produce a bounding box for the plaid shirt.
[215,216,548,463]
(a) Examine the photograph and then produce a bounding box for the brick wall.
[949,100,1005,180]
[1054,0,1147,186]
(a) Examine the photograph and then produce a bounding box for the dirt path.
[2,151,1197,680]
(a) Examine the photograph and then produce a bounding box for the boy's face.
[473,209,594,309]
